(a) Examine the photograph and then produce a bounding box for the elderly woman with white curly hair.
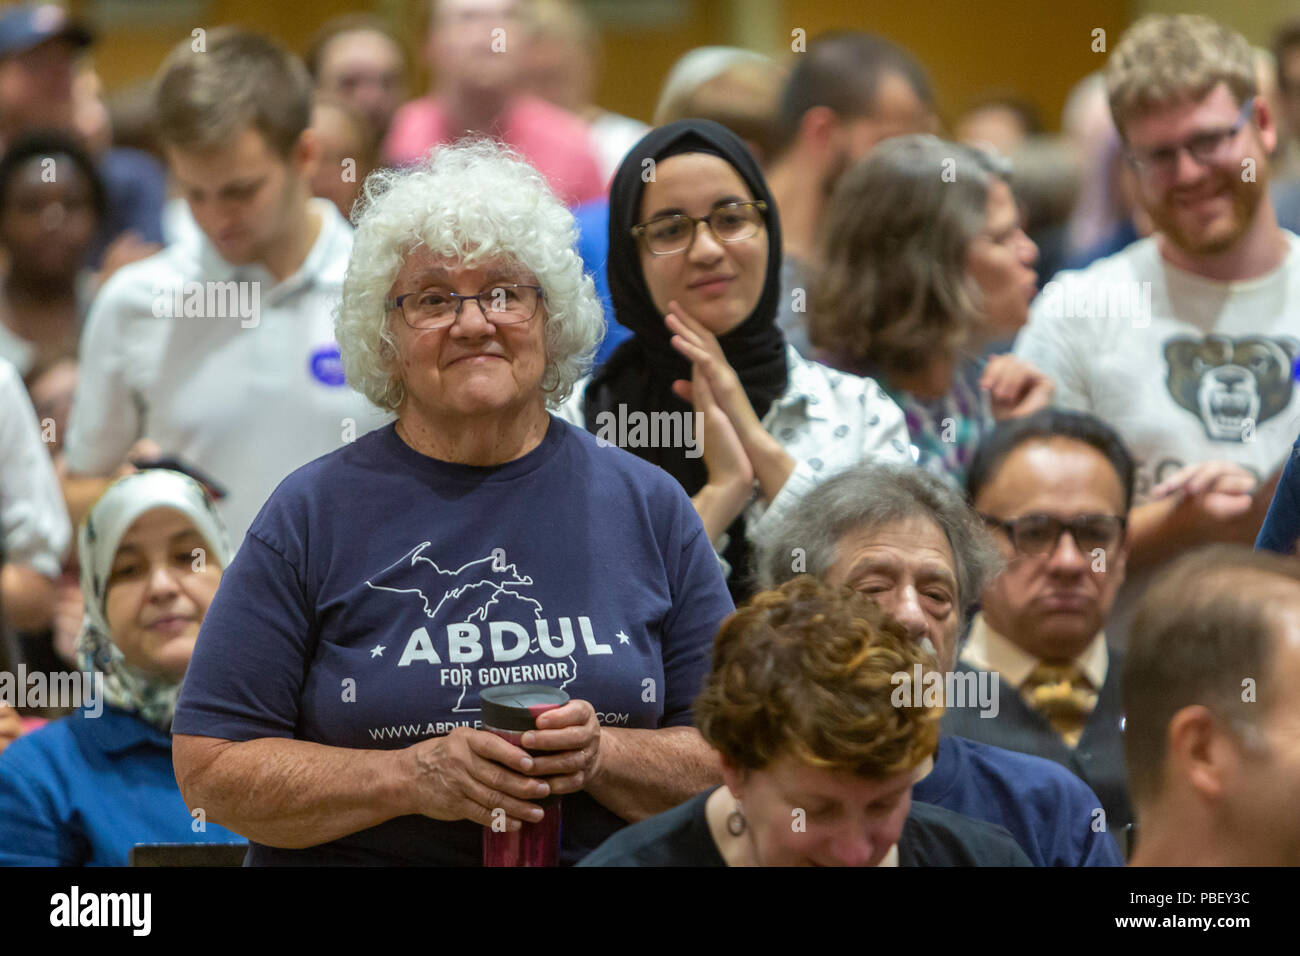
[171,140,735,866]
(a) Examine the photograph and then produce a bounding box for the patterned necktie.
[1021,662,1098,748]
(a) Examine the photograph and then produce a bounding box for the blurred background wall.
[64,0,1289,133]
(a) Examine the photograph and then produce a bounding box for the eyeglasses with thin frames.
[385,284,544,331]
[1124,97,1256,182]
[631,200,767,256]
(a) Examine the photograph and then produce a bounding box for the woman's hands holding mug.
[403,699,603,827]
[404,726,548,831]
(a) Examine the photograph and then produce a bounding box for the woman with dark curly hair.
[580,576,1031,866]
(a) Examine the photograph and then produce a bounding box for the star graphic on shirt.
[616,630,630,645]
[371,644,386,658]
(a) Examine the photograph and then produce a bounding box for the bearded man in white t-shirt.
[1015,14,1300,638]
[63,29,388,548]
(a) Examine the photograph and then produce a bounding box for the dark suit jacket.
[941,653,1132,834]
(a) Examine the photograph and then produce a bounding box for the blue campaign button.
[310,344,347,387]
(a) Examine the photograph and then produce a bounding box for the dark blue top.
[172,416,734,865]
[573,196,632,366]
[90,147,166,267]
[913,735,1123,866]
[1256,433,1300,554]
[0,705,244,865]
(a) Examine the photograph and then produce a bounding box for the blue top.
[0,705,244,866]
[172,416,734,865]
[1256,432,1300,554]
[573,196,632,366]
[913,735,1124,866]
[91,147,167,267]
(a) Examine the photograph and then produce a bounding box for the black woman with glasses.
[952,408,1136,840]
[169,140,737,866]
[558,119,911,602]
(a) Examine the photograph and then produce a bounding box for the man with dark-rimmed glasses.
[948,408,1135,844]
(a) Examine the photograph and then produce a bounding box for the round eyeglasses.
[631,200,767,256]
[386,284,544,331]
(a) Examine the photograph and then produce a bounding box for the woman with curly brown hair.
[580,576,1031,866]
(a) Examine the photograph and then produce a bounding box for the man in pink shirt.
[385,0,606,206]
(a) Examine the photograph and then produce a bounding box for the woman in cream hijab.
[0,470,245,865]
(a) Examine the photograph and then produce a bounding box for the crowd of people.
[0,0,1298,868]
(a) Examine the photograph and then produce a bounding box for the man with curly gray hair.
[172,139,736,866]
[755,460,1125,867]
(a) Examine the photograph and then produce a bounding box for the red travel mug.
[480,683,569,867]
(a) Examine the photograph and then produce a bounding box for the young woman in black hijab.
[561,119,910,600]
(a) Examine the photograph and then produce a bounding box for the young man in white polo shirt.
[64,29,388,548]
[1014,14,1300,637]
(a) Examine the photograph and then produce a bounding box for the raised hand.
[673,366,755,494]
[665,300,761,436]
[981,355,1055,420]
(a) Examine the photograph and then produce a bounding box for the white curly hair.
[335,138,605,411]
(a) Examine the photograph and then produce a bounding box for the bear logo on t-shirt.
[1164,334,1300,441]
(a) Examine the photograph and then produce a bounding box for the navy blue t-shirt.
[172,416,734,864]
[913,735,1124,866]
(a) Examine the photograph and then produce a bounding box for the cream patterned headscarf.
[75,470,230,732]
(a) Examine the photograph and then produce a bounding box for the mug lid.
[479,683,570,732]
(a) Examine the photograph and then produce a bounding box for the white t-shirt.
[65,198,391,550]
[1015,234,1300,498]
[0,357,70,577]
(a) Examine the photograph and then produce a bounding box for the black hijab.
[582,119,788,597]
